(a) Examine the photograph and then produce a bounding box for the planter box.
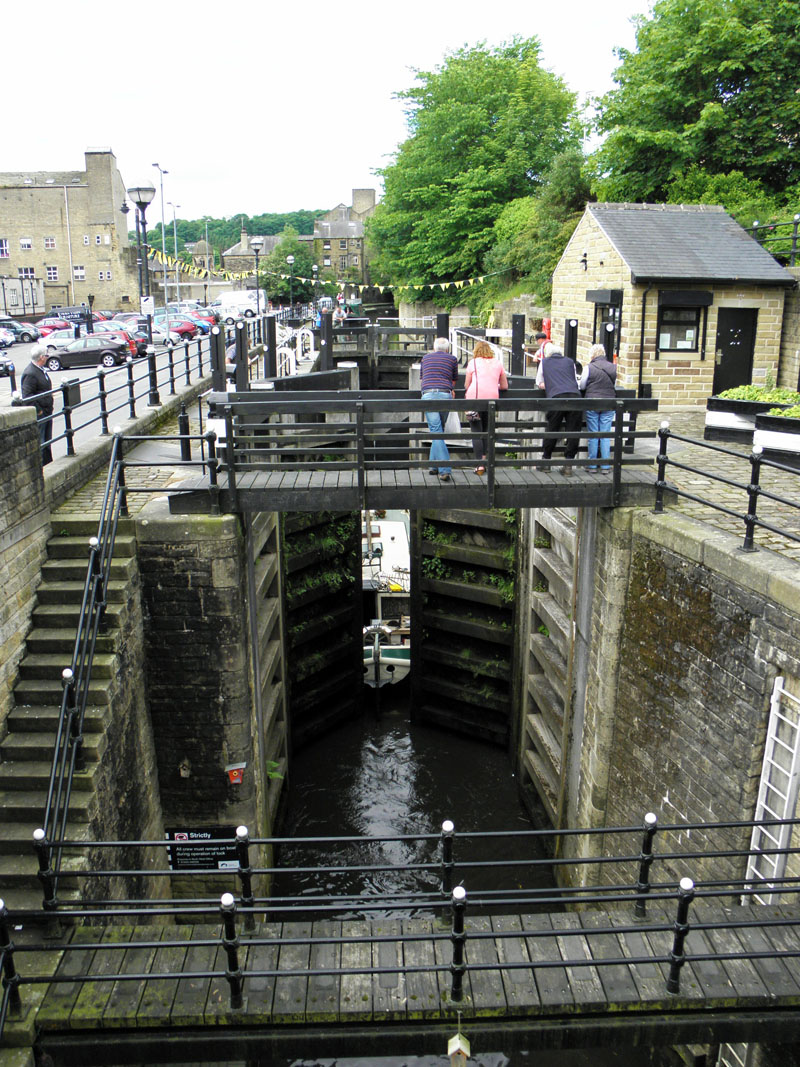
[754,414,800,470]
[704,397,789,444]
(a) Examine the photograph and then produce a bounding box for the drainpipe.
[63,186,76,305]
[638,284,653,398]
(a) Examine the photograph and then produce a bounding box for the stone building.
[0,148,139,314]
[310,188,376,287]
[550,203,796,407]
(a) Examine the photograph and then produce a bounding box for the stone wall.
[778,266,800,390]
[571,507,800,889]
[0,408,49,739]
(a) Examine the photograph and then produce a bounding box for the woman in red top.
[463,340,508,475]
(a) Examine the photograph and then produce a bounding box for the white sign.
[140,296,155,317]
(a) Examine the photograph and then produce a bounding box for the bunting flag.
[146,248,505,292]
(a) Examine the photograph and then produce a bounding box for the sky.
[8,0,648,223]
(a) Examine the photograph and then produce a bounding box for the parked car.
[91,321,138,357]
[0,327,15,348]
[44,336,130,371]
[0,319,40,343]
[107,316,181,350]
[36,317,73,336]
[152,314,198,339]
[43,328,81,352]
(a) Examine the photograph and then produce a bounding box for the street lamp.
[152,163,169,319]
[312,263,319,306]
[250,236,264,320]
[286,254,295,311]
[168,202,181,307]
[126,181,157,343]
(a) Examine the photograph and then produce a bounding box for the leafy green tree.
[665,167,788,226]
[592,0,800,203]
[368,37,580,294]
[261,228,316,304]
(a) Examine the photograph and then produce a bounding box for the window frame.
[19,237,32,250]
[46,266,59,281]
[0,239,8,259]
[657,306,702,354]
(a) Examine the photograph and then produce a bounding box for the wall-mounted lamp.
[580,250,588,272]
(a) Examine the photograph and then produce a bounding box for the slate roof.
[588,203,796,286]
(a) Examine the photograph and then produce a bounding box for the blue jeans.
[423,389,451,474]
[585,408,614,468]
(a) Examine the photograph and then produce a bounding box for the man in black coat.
[21,346,54,465]
[536,343,581,475]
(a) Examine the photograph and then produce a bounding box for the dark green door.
[713,308,758,393]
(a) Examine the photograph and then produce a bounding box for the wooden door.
[713,308,758,393]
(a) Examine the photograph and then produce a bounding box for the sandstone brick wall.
[573,507,800,890]
[0,408,49,739]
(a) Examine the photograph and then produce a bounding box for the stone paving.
[55,404,800,565]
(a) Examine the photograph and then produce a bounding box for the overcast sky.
[8,0,648,223]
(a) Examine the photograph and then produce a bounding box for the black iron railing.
[655,422,800,549]
[3,814,800,1036]
[751,214,800,266]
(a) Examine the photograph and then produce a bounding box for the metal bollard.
[167,345,176,395]
[125,359,136,419]
[450,886,467,1003]
[654,421,670,513]
[178,403,191,461]
[634,812,658,918]
[97,368,109,434]
[0,899,22,1014]
[236,826,255,931]
[666,877,695,994]
[742,445,763,552]
[440,820,455,897]
[219,893,244,1010]
[146,344,160,407]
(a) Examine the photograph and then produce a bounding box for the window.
[19,237,32,250]
[323,241,331,250]
[8,290,18,306]
[351,255,359,266]
[44,236,56,250]
[99,271,104,281]
[73,265,85,281]
[104,235,110,245]
[46,266,59,281]
[105,270,112,280]
[339,256,347,271]
[659,307,701,351]
[323,257,331,267]
[96,235,101,245]
[18,267,35,280]
[98,270,112,281]
[0,239,8,258]
[339,239,347,249]
[83,235,90,245]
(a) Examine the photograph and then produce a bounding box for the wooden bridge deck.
[166,465,656,514]
[12,903,800,1060]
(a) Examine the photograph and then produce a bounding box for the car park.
[43,328,82,352]
[152,314,198,339]
[44,335,130,371]
[91,321,138,356]
[36,317,73,336]
[0,319,40,343]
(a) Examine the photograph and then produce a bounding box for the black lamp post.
[126,181,159,405]
[251,236,264,318]
[286,254,295,311]
[312,263,319,306]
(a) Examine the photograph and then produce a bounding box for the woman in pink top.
[464,340,509,474]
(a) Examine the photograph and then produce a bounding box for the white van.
[211,290,262,319]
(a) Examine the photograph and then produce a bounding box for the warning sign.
[165,826,240,871]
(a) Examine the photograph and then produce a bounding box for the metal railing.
[751,214,800,266]
[4,814,800,1035]
[654,422,800,549]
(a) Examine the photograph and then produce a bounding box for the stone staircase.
[0,517,136,914]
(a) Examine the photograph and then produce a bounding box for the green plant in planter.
[717,385,800,404]
[767,405,800,419]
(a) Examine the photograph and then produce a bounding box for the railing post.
[236,826,255,931]
[63,668,85,773]
[89,535,107,633]
[178,403,191,462]
[0,899,22,1015]
[146,344,160,407]
[205,431,220,515]
[511,313,525,376]
[32,830,59,926]
[197,336,205,377]
[219,893,245,1010]
[612,399,625,505]
[114,431,129,517]
[450,886,467,1003]
[209,326,226,392]
[654,421,670,513]
[666,877,695,994]
[265,314,277,378]
[440,820,455,897]
[167,344,176,395]
[97,368,109,435]
[356,402,365,508]
[183,342,191,386]
[634,812,658,918]
[320,311,333,372]
[234,321,248,391]
[742,445,763,552]
[792,214,800,268]
[60,379,79,457]
[126,360,136,419]
[224,405,237,500]
[486,401,496,504]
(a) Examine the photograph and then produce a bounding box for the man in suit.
[21,346,54,465]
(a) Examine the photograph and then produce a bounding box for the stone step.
[19,652,117,681]
[35,580,129,606]
[32,602,124,629]
[0,730,104,763]
[46,533,136,559]
[13,678,112,707]
[24,628,119,655]
[49,516,134,538]
[0,884,84,916]
[7,705,107,735]
[0,789,95,821]
[0,820,90,853]
[40,556,135,583]
[0,760,97,791]
[0,850,86,886]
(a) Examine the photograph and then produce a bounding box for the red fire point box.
[225,762,246,785]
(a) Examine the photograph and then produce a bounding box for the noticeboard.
[165,826,239,871]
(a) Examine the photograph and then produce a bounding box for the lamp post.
[168,202,181,307]
[126,182,157,343]
[312,264,319,307]
[250,236,264,319]
[152,163,169,320]
[286,254,295,312]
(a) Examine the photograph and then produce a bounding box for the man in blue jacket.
[536,343,581,475]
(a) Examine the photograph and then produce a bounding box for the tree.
[368,38,580,293]
[592,0,800,203]
[261,228,317,304]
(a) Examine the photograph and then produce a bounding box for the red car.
[36,318,73,337]
[154,317,198,340]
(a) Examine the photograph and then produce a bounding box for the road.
[0,337,211,463]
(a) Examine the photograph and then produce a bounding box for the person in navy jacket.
[21,346,54,465]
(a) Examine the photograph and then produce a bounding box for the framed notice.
[165,826,239,871]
